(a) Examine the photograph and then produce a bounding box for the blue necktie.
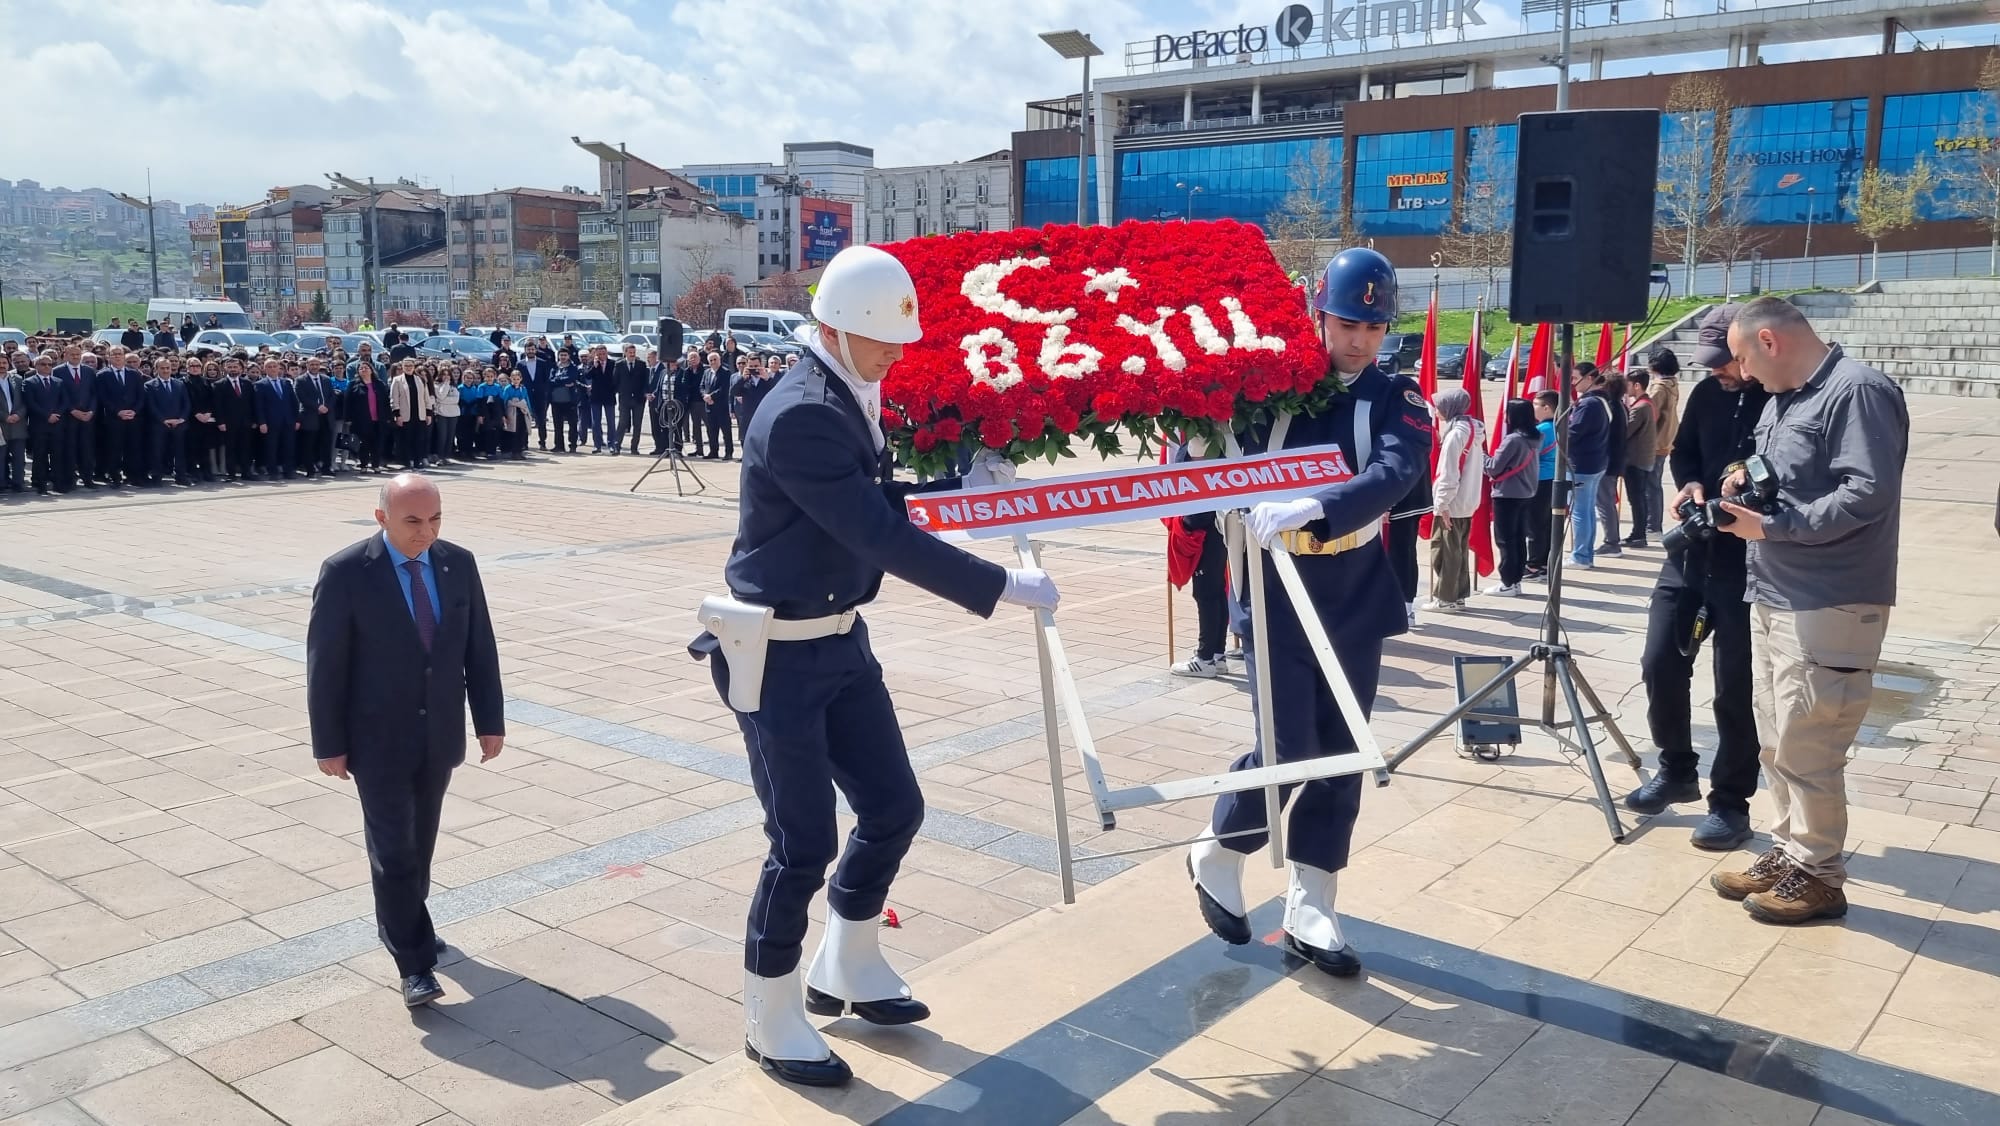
[403,560,436,651]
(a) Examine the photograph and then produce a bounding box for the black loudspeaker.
[1508,108,1661,325]
[657,317,685,357]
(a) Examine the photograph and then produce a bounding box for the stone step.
[1890,371,2000,397]
[1816,331,2000,349]
[1842,343,2000,363]
[1798,291,2000,309]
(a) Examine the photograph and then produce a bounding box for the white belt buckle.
[834,610,857,635]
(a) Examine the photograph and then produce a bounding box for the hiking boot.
[1744,868,1848,925]
[1622,774,1700,815]
[1690,810,1754,851]
[1710,850,1791,901]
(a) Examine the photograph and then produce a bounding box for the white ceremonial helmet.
[811,246,922,345]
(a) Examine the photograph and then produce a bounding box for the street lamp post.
[112,182,160,299]
[1176,181,1204,221]
[329,173,383,323]
[574,138,632,327]
[1804,186,1817,287]
[1040,30,1104,227]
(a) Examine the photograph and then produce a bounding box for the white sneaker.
[1406,603,1419,630]
[1172,655,1224,678]
[1492,583,1520,596]
[1421,598,1463,613]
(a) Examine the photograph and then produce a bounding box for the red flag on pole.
[1497,325,1522,452]
[1416,284,1441,540]
[1618,323,1632,373]
[1594,322,1614,371]
[1523,322,1553,394]
[1460,308,1496,578]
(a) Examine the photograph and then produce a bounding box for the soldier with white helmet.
[689,244,1060,1088]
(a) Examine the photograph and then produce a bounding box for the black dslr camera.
[1662,455,1780,556]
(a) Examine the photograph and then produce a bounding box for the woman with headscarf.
[1425,386,1485,611]
[1485,398,1542,596]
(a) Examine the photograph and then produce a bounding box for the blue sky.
[8,0,1993,206]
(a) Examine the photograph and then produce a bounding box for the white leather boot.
[1282,862,1360,976]
[1189,834,1251,944]
[804,912,928,1024]
[743,968,850,1087]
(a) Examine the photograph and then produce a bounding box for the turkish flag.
[1416,286,1441,540]
[1461,306,1495,579]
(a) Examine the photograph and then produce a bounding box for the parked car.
[269,330,342,355]
[735,329,803,358]
[0,328,27,350]
[417,334,500,360]
[184,329,280,357]
[1376,331,1425,374]
[1484,342,1522,381]
[90,328,125,347]
[300,322,342,333]
[620,332,660,351]
[1434,344,1470,381]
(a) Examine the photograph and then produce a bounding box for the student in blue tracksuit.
[1188,247,1435,979]
[689,246,1059,1089]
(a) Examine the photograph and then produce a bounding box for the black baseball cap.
[1693,304,1740,369]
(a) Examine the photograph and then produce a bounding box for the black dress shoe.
[434,935,448,955]
[804,985,930,1025]
[1281,933,1362,977]
[1623,774,1701,815]
[402,973,445,1007]
[1188,857,1251,945]
[743,1042,852,1088]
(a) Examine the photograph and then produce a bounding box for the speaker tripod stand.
[630,399,707,496]
[1378,323,1649,843]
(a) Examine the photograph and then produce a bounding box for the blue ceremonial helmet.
[1312,247,1399,324]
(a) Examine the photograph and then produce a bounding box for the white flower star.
[1083,267,1139,304]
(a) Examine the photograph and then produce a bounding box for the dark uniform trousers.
[1641,551,1761,816]
[1204,363,1430,876]
[352,751,453,977]
[1210,552,1384,873]
[149,423,189,482]
[711,618,922,978]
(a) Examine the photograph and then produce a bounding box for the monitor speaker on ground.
[1507,109,1661,325]
[657,317,685,357]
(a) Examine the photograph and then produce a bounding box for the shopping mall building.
[1012,0,2000,267]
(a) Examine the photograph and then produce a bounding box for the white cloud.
[7,0,1174,204]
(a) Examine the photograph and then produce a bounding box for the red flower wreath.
[876,220,1329,477]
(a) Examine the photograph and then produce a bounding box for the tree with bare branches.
[1655,74,1761,298]
[676,274,745,329]
[763,271,811,315]
[1934,51,2000,275]
[1266,139,1346,282]
[516,236,582,309]
[1855,159,1936,281]
[1439,123,1515,307]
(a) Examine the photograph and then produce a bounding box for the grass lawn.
[0,298,149,332]
[1393,294,1715,356]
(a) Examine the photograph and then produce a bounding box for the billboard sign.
[799,198,852,267]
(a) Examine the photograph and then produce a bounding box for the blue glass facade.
[695,174,761,199]
[1353,130,1455,236]
[1655,111,1715,227]
[1726,99,1869,225]
[1462,124,1517,233]
[1021,156,1100,228]
[1882,90,1991,219]
[1114,138,1343,227]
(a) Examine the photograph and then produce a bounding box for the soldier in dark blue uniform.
[690,245,1059,1089]
[1189,247,1434,977]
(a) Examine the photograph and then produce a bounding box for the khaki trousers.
[1430,516,1472,603]
[1750,602,1891,886]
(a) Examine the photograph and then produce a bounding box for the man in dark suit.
[609,342,650,455]
[517,340,554,451]
[255,358,302,479]
[96,351,148,486]
[671,347,702,454]
[297,358,338,478]
[214,357,261,480]
[144,355,193,487]
[584,344,616,452]
[52,347,99,489]
[22,355,69,495]
[307,473,505,1007]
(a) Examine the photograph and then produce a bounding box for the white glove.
[1247,497,1323,549]
[964,450,1018,489]
[1000,567,1060,612]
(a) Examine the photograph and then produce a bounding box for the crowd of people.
[0,329,794,496]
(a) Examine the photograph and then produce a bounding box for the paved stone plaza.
[1,391,1996,1126]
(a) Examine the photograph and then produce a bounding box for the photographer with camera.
[1624,306,1770,850]
[1707,297,1909,926]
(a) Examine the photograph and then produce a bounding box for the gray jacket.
[0,374,27,442]
[1746,345,1908,611]
[1485,430,1538,500]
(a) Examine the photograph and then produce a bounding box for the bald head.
[374,474,442,557]
[1728,297,1826,394]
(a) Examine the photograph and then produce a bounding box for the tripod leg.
[1383,651,1540,777]
[1552,653,1629,843]
[1564,660,1646,774]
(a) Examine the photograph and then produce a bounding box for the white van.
[724,307,807,338]
[525,306,616,335]
[147,297,252,330]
